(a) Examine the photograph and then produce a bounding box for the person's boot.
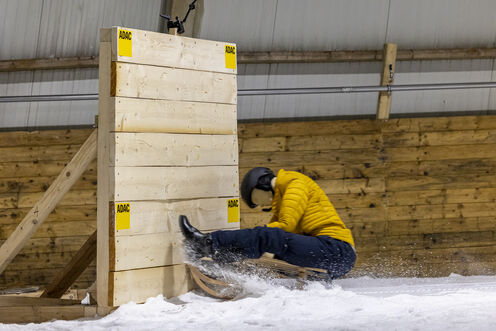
[179,215,213,259]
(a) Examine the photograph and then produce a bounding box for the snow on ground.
[2,274,496,331]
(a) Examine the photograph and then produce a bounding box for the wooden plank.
[383,130,496,148]
[0,296,80,307]
[0,144,82,162]
[355,232,496,254]
[287,134,382,151]
[110,27,236,74]
[0,56,98,72]
[386,159,496,177]
[238,50,382,63]
[1,267,95,289]
[386,175,496,191]
[112,166,239,201]
[17,190,96,208]
[97,37,112,307]
[0,174,97,194]
[0,205,96,225]
[387,188,496,206]
[238,120,380,138]
[376,43,397,120]
[239,137,287,153]
[0,160,96,179]
[0,305,109,324]
[41,230,97,298]
[238,48,496,64]
[381,115,496,133]
[113,229,234,271]
[385,144,496,162]
[110,232,183,271]
[6,252,93,271]
[358,245,496,264]
[0,130,97,274]
[239,149,382,167]
[387,202,496,221]
[0,129,93,148]
[387,218,496,236]
[351,260,496,278]
[1,220,96,240]
[109,264,194,306]
[239,134,381,153]
[113,97,237,134]
[0,236,89,255]
[111,62,237,104]
[111,133,238,167]
[110,198,240,237]
[316,178,385,194]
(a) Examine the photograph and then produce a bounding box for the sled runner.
[187,256,328,299]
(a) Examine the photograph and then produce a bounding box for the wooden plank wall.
[0,129,96,290]
[238,115,496,277]
[1,117,495,290]
[97,27,240,306]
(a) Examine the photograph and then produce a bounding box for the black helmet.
[241,167,275,208]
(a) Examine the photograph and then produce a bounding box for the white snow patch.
[2,274,496,331]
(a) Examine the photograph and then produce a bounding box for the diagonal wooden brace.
[41,230,97,298]
[0,129,97,274]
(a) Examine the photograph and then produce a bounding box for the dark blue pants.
[211,226,356,279]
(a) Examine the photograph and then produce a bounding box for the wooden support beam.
[376,43,398,120]
[238,47,496,63]
[0,56,98,72]
[40,230,97,299]
[0,296,80,307]
[0,305,113,324]
[0,130,97,275]
[96,33,112,307]
[3,47,496,72]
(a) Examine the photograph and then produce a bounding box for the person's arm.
[267,180,309,233]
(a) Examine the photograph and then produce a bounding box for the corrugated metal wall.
[0,0,162,129]
[1,0,496,128]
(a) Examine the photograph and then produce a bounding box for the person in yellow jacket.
[180,167,356,279]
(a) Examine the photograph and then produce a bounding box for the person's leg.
[211,226,356,278]
[210,226,288,261]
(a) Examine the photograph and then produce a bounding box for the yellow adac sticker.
[115,202,131,230]
[118,29,132,57]
[225,44,236,69]
[227,198,240,223]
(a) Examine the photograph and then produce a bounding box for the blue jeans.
[211,226,356,279]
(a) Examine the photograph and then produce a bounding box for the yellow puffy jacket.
[267,169,355,247]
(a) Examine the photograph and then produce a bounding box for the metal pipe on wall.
[1,82,496,103]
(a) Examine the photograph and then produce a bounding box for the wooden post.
[96,29,112,308]
[0,130,97,275]
[41,230,97,299]
[376,43,397,120]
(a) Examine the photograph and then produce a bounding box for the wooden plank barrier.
[0,130,97,275]
[96,27,239,307]
[0,128,97,291]
[238,115,496,278]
